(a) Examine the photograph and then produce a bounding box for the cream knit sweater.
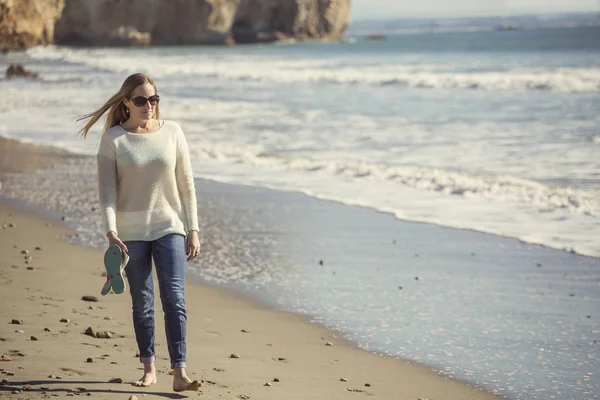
[97,120,199,241]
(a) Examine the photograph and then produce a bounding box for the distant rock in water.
[495,24,519,31]
[6,64,38,79]
[0,0,65,51]
[365,34,387,41]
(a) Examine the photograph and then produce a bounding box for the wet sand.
[0,137,504,399]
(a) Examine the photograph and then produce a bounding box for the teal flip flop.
[101,244,129,295]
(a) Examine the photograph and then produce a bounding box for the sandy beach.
[0,137,504,399]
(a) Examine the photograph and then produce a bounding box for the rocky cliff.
[54,0,237,46]
[1,0,351,49]
[233,0,351,43]
[0,0,64,51]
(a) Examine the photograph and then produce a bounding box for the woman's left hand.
[186,231,201,261]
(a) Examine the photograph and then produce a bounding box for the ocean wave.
[191,143,600,218]
[25,46,600,94]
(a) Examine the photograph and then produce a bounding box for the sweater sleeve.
[97,133,118,235]
[174,124,199,232]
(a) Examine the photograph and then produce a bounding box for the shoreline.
[1,132,598,261]
[0,138,504,399]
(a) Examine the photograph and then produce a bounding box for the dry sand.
[0,137,503,399]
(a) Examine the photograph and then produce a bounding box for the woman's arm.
[174,124,200,233]
[97,134,119,236]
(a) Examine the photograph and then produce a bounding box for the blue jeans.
[124,233,187,369]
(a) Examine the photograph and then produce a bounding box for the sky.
[352,0,600,19]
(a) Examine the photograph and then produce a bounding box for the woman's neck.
[121,118,158,133]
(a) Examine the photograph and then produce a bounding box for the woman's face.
[124,83,158,121]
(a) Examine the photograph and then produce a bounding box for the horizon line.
[350,9,600,22]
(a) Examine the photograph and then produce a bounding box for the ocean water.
[1,25,600,399]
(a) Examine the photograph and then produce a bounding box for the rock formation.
[233,0,351,43]
[6,64,38,78]
[0,0,65,51]
[1,0,351,49]
[54,0,237,46]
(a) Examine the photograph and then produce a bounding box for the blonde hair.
[77,73,160,139]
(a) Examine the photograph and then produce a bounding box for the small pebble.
[44,328,51,332]
[264,382,271,387]
[319,260,324,266]
[364,383,371,387]
[104,316,112,320]
[8,223,15,228]
[86,358,93,363]
[273,378,280,382]
[26,266,34,271]
[30,336,38,341]
[241,329,249,333]
[340,378,348,382]
[96,331,112,339]
[10,319,23,325]
[20,250,29,255]
[84,327,96,338]
[60,318,70,323]
[6,372,15,376]
[108,377,123,383]
[35,246,43,251]
[325,342,333,346]
[230,353,240,359]
[15,330,24,334]
[81,296,98,302]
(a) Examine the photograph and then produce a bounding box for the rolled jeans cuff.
[172,361,186,369]
[140,354,155,365]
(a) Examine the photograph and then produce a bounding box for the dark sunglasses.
[129,95,160,107]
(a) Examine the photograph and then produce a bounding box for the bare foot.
[133,364,157,387]
[172,368,200,392]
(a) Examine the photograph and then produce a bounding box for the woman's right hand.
[107,231,128,254]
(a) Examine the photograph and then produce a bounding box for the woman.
[78,73,201,392]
